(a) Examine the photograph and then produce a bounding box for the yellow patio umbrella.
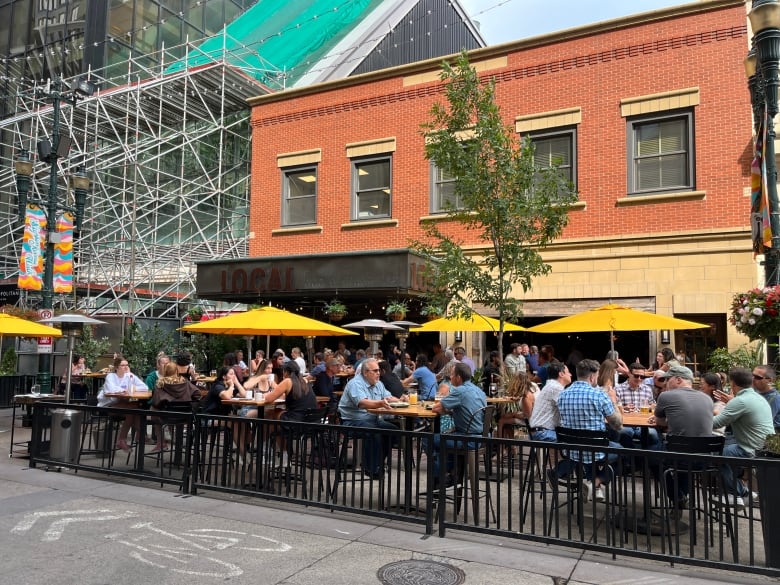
[410,312,526,333]
[0,313,63,364]
[527,303,710,352]
[180,306,358,362]
[180,306,358,337]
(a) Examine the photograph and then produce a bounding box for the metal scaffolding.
[0,35,277,319]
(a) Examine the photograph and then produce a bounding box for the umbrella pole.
[245,336,253,375]
[64,331,75,405]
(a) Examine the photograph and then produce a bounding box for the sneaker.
[748,491,760,506]
[581,479,592,503]
[717,495,745,510]
[594,486,606,503]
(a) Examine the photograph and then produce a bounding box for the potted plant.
[385,300,408,321]
[756,433,780,568]
[323,300,347,322]
[420,303,445,321]
[729,286,780,341]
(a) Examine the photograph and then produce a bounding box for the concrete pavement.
[0,407,773,585]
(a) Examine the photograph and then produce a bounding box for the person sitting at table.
[309,352,326,377]
[243,359,276,397]
[378,359,405,399]
[528,360,571,442]
[402,354,438,401]
[429,362,487,487]
[481,350,502,395]
[699,371,727,435]
[711,367,773,509]
[393,352,414,379]
[651,365,720,509]
[614,362,660,450]
[250,349,265,376]
[145,352,170,396]
[338,357,404,479]
[60,354,89,400]
[498,371,537,439]
[556,359,622,503]
[202,366,245,415]
[97,354,149,452]
[150,362,200,452]
[270,350,286,384]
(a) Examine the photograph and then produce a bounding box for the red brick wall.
[249,3,750,255]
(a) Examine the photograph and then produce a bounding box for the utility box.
[49,409,84,464]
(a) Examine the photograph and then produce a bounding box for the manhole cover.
[377,560,466,585]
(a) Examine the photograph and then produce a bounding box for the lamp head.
[69,165,91,231]
[72,78,96,97]
[750,1,780,34]
[14,149,33,223]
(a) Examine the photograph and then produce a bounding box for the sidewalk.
[0,407,771,585]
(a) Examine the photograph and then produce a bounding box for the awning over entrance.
[195,249,433,304]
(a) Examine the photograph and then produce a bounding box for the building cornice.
[247,0,744,107]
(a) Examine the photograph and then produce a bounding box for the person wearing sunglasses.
[750,365,780,431]
[614,362,660,449]
[338,357,404,479]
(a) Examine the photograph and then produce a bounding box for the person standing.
[504,343,526,377]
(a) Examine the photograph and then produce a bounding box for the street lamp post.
[13,77,94,392]
[747,0,780,364]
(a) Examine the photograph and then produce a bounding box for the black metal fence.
[26,404,780,577]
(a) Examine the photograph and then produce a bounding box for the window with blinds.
[628,112,693,194]
[529,128,577,198]
[352,156,392,220]
[282,166,318,225]
[430,163,462,213]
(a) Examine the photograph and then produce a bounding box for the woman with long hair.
[498,372,537,439]
[700,371,727,434]
[98,354,149,451]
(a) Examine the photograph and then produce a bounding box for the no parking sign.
[37,308,53,354]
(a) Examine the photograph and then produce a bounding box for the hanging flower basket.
[329,311,345,322]
[385,301,408,322]
[323,300,347,322]
[729,286,780,341]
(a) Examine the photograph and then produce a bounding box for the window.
[530,129,576,190]
[282,166,317,226]
[430,163,462,213]
[628,112,693,195]
[352,156,391,219]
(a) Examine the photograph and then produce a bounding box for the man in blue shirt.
[428,363,488,484]
[403,354,438,400]
[557,358,623,502]
[338,357,404,478]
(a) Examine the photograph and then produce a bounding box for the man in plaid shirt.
[614,361,660,449]
[557,358,623,502]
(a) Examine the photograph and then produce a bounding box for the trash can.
[50,409,84,464]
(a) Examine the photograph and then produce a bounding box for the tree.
[414,51,577,355]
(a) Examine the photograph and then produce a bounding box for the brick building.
[197,0,757,368]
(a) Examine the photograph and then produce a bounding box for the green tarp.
[166,0,385,85]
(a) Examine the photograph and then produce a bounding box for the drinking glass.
[408,391,418,405]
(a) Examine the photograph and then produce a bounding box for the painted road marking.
[12,509,137,541]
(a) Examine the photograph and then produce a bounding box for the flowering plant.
[730,286,780,340]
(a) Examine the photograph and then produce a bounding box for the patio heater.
[389,320,420,352]
[343,319,403,358]
[39,314,106,404]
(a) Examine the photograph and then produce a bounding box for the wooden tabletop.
[83,372,107,378]
[622,411,656,427]
[110,391,153,401]
[486,396,521,404]
[14,394,67,405]
[367,403,439,418]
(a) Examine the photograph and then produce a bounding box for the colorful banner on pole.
[751,104,772,257]
[18,204,45,290]
[53,212,74,293]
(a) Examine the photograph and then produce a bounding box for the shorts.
[238,405,257,417]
